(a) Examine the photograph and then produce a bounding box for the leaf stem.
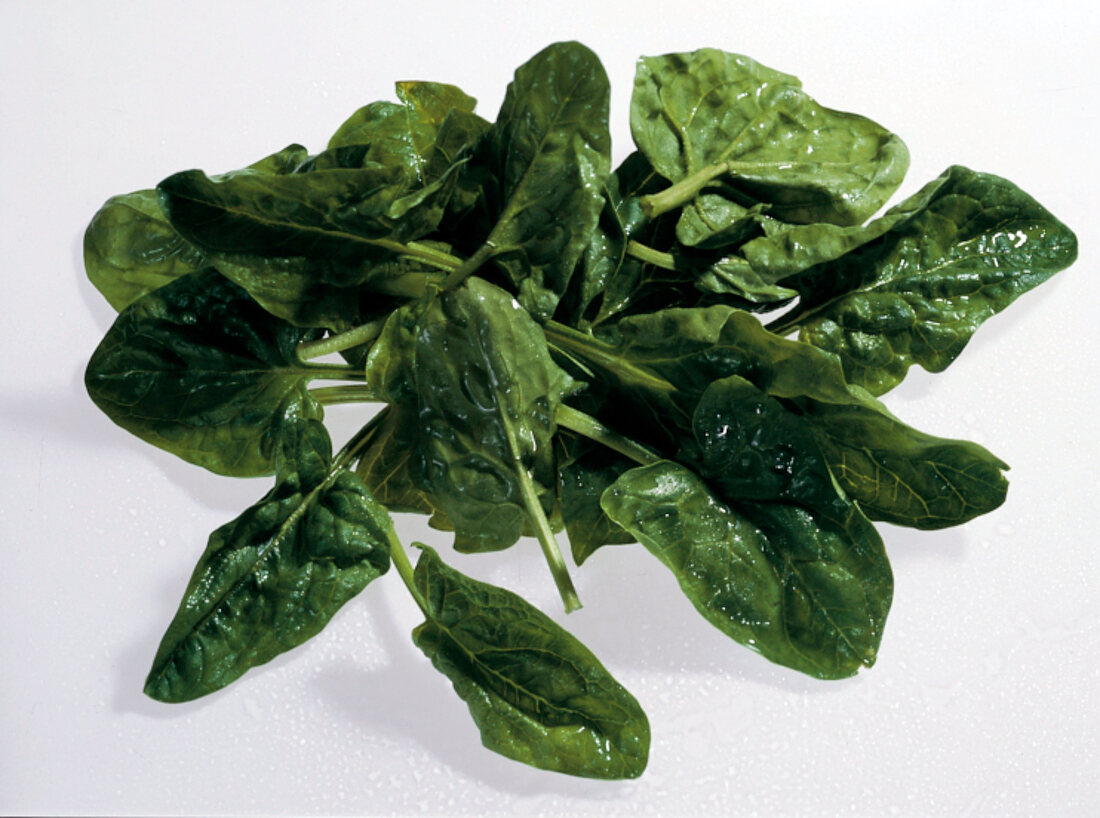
[309,385,379,405]
[402,240,464,272]
[386,531,430,618]
[439,241,498,291]
[639,162,730,218]
[499,409,582,613]
[298,363,367,381]
[556,405,662,467]
[298,318,388,361]
[625,240,678,270]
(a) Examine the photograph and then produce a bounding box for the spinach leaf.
[410,278,576,552]
[473,41,612,319]
[556,432,635,564]
[773,166,1079,394]
[145,395,392,702]
[85,268,332,476]
[411,545,649,778]
[85,143,309,311]
[602,460,891,679]
[630,49,908,231]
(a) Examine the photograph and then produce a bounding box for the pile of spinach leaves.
[84,42,1077,780]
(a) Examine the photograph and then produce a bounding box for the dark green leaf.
[85,144,308,310]
[550,306,1010,529]
[480,41,612,319]
[601,460,891,679]
[145,396,392,702]
[411,278,577,551]
[631,49,908,230]
[412,545,649,778]
[556,432,635,565]
[85,268,321,476]
[778,166,1079,394]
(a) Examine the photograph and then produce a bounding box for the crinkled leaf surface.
[144,396,392,702]
[480,41,611,319]
[601,460,891,679]
[779,166,1079,395]
[411,545,649,778]
[85,143,309,311]
[157,163,448,275]
[630,49,908,230]
[554,306,1010,529]
[85,268,319,476]
[410,278,576,551]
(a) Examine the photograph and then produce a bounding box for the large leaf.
[601,460,891,679]
[144,396,392,702]
[548,307,1010,529]
[84,143,308,311]
[157,163,449,275]
[411,278,577,551]
[777,166,1079,395]
[630,49,908,233]
[411,545,649,778]
[479,41,612,319]
[85,268,322,476]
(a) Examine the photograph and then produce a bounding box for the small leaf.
[412,545,649,778]
[145,396,392,702]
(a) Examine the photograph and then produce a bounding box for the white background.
[2,1,1097,815]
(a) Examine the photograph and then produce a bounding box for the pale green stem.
[439,241,498,291]
[298,318,388,361]
[309,385,378,405]
[639,162,730,218]
[625,240,678,271]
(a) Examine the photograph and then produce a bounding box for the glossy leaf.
[85,144,309,311]
[411,278,576,551]
[411,545,649,778]
[85,268,322,476]
[602,461,891,679]
[145,396,392,702]
[552,306,1010,529]
[631,49,908,229]
[157,163,449,275]
[778,166,1079,394]
[480,41,612,319]
[556,433,635,564]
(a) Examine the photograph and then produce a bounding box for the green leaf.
[556,433,635,565]
[480,41,612,319]
[144,396,392,702]
[549,306,1010,529]
[777,166,1079,394]
[631,49,908,230]
[85,268,324,476]
[601,461,891,679]
[353,404,438,516]
[328,81,483,186]
[411,545,649,778]
[157,164,448,273]
[411,278,577,552]
[692,375,850,527]
[799,400,1009,529]
[84,144,308,311]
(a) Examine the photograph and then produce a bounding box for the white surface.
[2,1,1097,815]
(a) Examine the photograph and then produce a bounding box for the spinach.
[84,42,1077,779]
